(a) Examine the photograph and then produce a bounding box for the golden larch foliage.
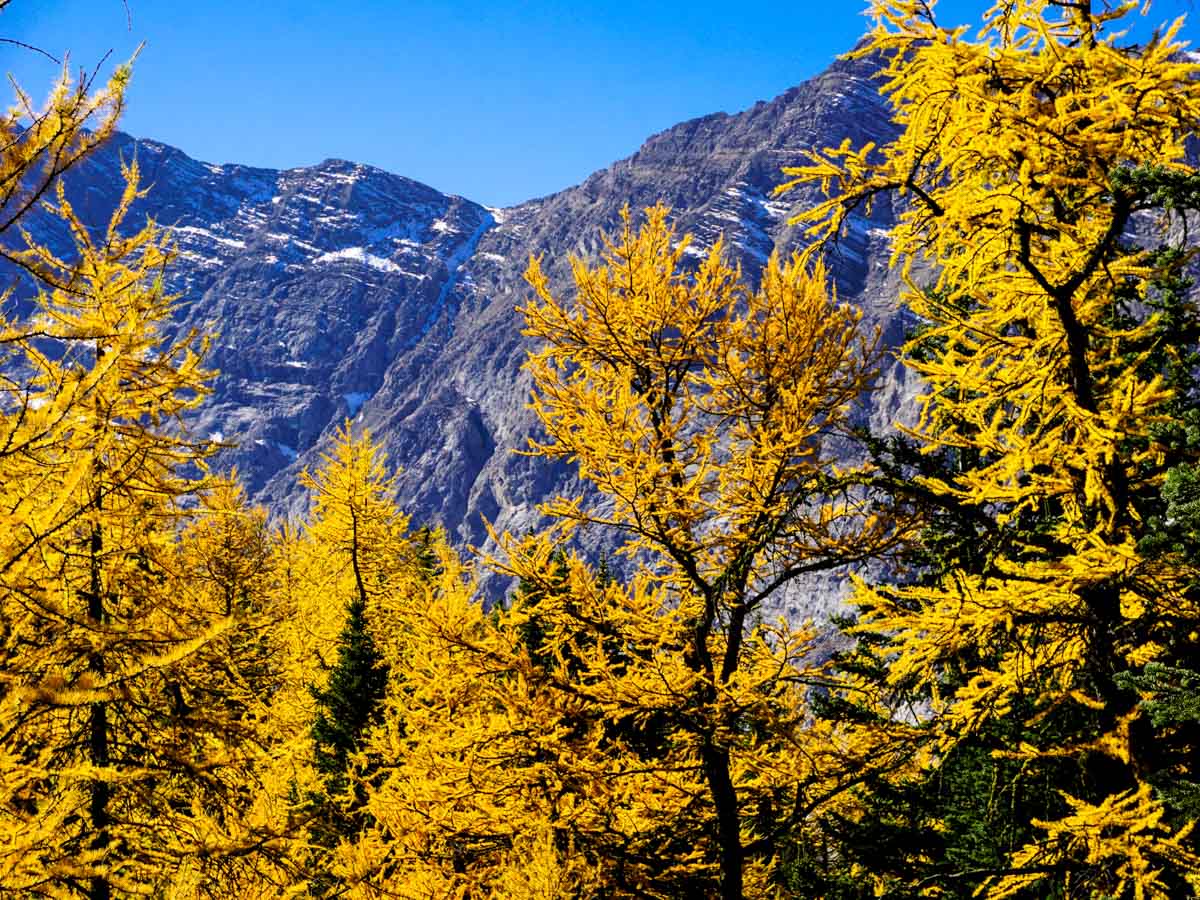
[780,1,1200,895]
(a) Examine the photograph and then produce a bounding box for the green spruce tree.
[311,594,390,803]
[306,593,390,893]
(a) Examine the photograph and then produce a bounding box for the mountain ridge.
[10,46,913,605]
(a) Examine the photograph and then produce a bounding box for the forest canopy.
[0,1,1198,897]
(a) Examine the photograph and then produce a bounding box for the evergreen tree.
[308,592,390,843]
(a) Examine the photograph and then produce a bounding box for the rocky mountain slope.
[327,47,918,605]
[13,47,922,605]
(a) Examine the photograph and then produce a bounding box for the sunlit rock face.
[18,48,924,609]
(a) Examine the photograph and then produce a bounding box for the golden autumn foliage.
[265,424,459,893]
[261,206,911,900]
[164,477,301,898]
[6,3,1200,898]
[279,421,415,697]
[0,159,295,896]
[781,1,1200,896]
[0,55,128,289]
[500,205,901,898]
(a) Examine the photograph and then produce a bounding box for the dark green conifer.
[310,594,389,797]
[305,594,390,893]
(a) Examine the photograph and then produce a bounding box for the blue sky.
[2,0,1198,206]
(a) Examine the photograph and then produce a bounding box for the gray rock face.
[18,135,497,508]
[10,48,923,604]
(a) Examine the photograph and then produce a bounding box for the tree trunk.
[87,515,110,900]
[701,740,744,900]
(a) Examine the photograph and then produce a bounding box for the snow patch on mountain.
[171,225,246,249]
[313,247,412,274]
[408,211,496,347]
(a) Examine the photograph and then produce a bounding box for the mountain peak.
[20,47,905,607]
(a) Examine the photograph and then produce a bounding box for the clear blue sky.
[2,0,1197,207]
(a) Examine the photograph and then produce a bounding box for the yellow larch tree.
[163,476,301,898]
[466,204,905,898]
[344,541,717,898]
[781,1,1200,896]
[0,160,286,897]
[0,52,128,288]
[309,206,912,899]
[272,423,451,894]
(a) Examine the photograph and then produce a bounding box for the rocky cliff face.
[12,47,923,606]
[332,48,918,606]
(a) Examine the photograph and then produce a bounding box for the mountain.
[10,46,921,605]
